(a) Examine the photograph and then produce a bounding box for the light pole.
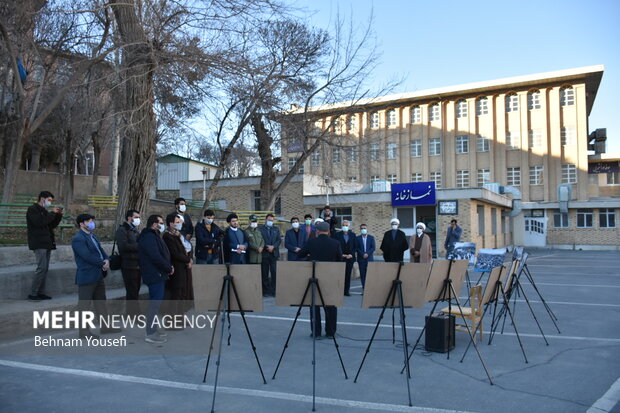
[324,176,331,206]
[202,167,208,201]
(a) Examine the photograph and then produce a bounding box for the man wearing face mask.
[173,197,194,241]
[225,213,248,265]
[285,216,308,262]
[115,209,142,315]
[245,214,265,265]
[380,218,409,262]
[410,222,433,263]
[260,213,281,296]
[162,213,192,322]
[195,209,223,264]
[300,214,316,239]
[333,219,356,296]
[72,214,121,339]
[355,224,376,289]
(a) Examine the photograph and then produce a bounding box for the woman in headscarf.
[410,222,432,263]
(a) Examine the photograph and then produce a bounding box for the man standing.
[173,197,194,241]
[26,191,63,301]
[444,219,462,258]
[195,209,222,264]
[321,206,338,236]
[260,213,280,296]
[72,214,121,339]
[245,214,265,266]
[225,213,248,264]
[411,222,433,263]
[380,218,409,262]
[138,215,174,344]
[116,209,141,315]
[297,221,342,338]
[300,214,316,239]
[285,216,308,262]
[333,220,356,296]
[355,224,375,289]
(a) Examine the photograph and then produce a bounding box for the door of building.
[395,206,437,260]
[523,217,547,247]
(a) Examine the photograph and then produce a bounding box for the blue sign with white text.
[391,182,436,206]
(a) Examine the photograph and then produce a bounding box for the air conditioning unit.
[483,183,501,194]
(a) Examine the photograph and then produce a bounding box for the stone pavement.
[0,249,619,413]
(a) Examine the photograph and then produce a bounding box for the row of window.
[553,209,616,228]
[330,87,575,131]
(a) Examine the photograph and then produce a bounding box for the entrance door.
[396,207,415,261]
[523,217,547,247]
[395,206,437,260]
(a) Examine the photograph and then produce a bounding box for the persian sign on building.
[391,182,436,207]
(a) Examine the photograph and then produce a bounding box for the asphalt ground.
[0,249,619,413]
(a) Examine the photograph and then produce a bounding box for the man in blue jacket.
[333,219,356,296]
[138,215,174,344]
[260,213,281,296]
[72,214,121,339]
[444,219,463,258]
[224,213,248,264]
[355,223,376,290]
[285,216,308,261]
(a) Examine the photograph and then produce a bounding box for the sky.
[295,0,620,153]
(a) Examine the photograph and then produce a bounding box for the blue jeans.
[146,281,165,335]
[196,253,219,265]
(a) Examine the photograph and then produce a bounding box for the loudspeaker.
[425,314,455,353]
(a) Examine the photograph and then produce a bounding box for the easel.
[196,264,266,413]
[402,259,493,385]
[272,261,348,412]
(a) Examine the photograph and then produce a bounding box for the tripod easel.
[272,261,348,412]
[200,264,267,413]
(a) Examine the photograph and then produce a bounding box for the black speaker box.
[425,314,455,353]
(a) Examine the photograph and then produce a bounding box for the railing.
[87,195,118,208]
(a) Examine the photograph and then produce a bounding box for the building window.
[370,144,380,161]
[529,165,543,185]
[507,167,521,186]
[332,117,342,133]
[387,109,397,127]
[577,209,593,228]
[387,143,398,159]
[506,132,519,150]
[553,210,569,228]
[333,148,341,163]
[527,90,541,110]
[430,171,442,189]
[506,93,519,112]
[477,135,490,152]
[387,174,398,184]
[456,99,468,118]
[311,151,320,166]
[347,147,358,163]
[370,112,379,129]
[607,172,619,185]
[370,175,380,183]
[410,140,421,157]
[429,103,440,121]
[288,157,304,174]
[411,106,421,123]
[333,207,352,223]
[599,208,616,228]
[411,172,422,183]
[491,208,497,235]
[429,138,441,156]
[560,86,575,106]
[347,115,357,132]
[456,170,469,188]
[455,135,469,154]
[562,164,577,184]
[349,176,357,183]
[561,127,575,146]
[477,205,485,235]
[478,168,490,186]
[253,190,281,215]
[476,97,488,116]
[528,129,543,149]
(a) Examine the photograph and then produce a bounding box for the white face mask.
[416,228,424,236]
[178,204,186,212]
[341,226,349,232]
[292,222,300,229]
[266,220,274,227]
[132,218,141,227]
[158,223,165,233]
[250,222,258,228]
[174,223,183,231]
[44,200,52,208]
[205,218,213,225]
[361,229,368,235]
[391,225,399,230]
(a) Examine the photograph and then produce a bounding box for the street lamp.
[202,167,209,201]
[324,176,331,206]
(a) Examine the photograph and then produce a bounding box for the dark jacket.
[162,231,190,290]
[26,203,62,250]
[72,230,108,286]
[298,234,342,263]
[174,211,194,239]
[333,231,356,262]
[322,214,338,235]
[356,234,376,262]
[115,222,140,269]
[195,220,223,261]
[225,227,249,264]
[284,228,308,261]
[380,229,409,262]
[444,225,463,248]
[260,225,281,259]
[138,228,173,285]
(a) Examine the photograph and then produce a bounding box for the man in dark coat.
[138,215,174,344]
[173,197,194,241]
[260,213,281,296]
[297,221,343,338]
[284,216,308,262]
[162,213,191,322]
[115,209,141,315]
[224,213,248,264]
[380,218,409,262]
[321,206,338,236]
[26,191,63,301]
[333,219,356,296]
[195,209,223,264]
[444,219,463,258]
[355,224,376,289]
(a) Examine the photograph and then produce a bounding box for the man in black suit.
[298,221,342,338]
[333,219,356,296]
[380,218,409,262]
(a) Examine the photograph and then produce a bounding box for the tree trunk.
[30,141,41,171]
[62,130,75,206]
[252,114,277,212]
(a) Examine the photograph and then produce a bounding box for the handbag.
[109,238,122,270]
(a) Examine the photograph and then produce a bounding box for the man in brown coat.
[410,222,433,263]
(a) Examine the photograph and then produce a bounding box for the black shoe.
[38,293,52,300]
[27,295,42,301]
[79,331,99,339]
[100,327,122,334]
[344,292,351,296]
